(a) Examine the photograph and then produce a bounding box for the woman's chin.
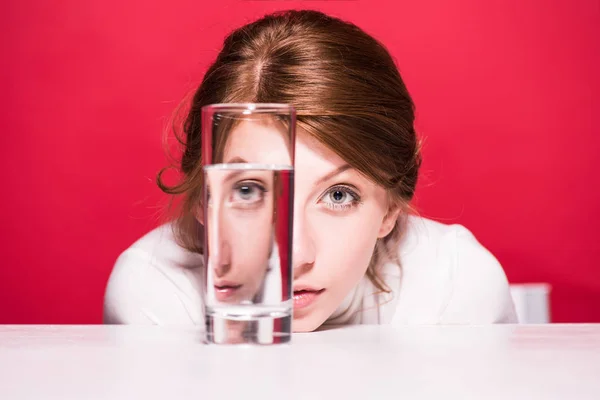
[292,313,327,333]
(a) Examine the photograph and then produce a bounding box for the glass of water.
[201,103,295,344]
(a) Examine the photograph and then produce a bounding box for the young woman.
[103,10,517,330]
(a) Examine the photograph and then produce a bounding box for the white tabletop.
[1,324,599,400]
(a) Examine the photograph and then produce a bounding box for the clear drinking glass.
[201,103,295,344]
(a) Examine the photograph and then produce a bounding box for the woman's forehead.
[223,118,292,164]
[223,121,348,177]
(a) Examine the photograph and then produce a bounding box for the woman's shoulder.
[389,215,517,324]
[103,223,203,325]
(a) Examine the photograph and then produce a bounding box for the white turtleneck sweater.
[103,216,517,326]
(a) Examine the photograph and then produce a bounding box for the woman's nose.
[292,209,316,279]
[212,238,232,278]
[206,200,232,278]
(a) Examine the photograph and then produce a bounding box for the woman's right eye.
[229,181,267,207]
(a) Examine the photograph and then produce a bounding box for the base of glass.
[204,313,292,345]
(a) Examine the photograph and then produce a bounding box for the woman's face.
[204,166,274,304]
[209,117,399,332]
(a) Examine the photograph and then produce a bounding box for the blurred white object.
[3,325,600,399]
[509,283,552,323]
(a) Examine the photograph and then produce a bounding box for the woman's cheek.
[315,212,380,286]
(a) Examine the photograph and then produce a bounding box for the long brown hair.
[158,10,421,292]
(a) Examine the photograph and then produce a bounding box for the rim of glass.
[204,163,293,171]
[202,103,295,113]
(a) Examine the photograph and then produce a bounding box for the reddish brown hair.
[158,10,421,291]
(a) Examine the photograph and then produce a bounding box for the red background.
[1,0,599,323]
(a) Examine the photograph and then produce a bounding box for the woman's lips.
[293,289,325,309]
[214,284,242,301]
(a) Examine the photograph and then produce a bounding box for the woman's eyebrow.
[226,156,247,163]
[315,164,352,185]
[220,157,247,184]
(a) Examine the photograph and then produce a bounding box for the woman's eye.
[230,181,266,206]
[329,190,351,204]
[321,185,361,211]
